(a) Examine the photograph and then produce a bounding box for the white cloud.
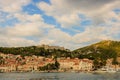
[38,0,120,26]
[56,13,80,27]
[2,13,55,37]
[14,13,43,23]
[39,39,55,45]
[35,0,120,49]
[0,36,36,47]
[6,23,43,37]
[73,26,112,44]
[47,29,71,41]
[37,0,81,28]
[0,0,31,13]
[0,0,120,50]
[38,28,72,49]
[0,12,56,47]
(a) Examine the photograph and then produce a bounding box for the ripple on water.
[0,72,120,80]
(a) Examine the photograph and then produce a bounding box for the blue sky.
[0,0,120,50]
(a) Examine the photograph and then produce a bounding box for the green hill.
[74,40,120,57]
[73,40,120,68]
[0,40,119,68]
[0,46,71,58]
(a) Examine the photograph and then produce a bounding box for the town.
[0,52,119,73]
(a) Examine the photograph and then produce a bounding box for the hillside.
[0,45,71,58]
[0,40,120,68]
[74,40,120,56]
[73,40,120,68]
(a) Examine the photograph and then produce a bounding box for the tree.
[112,58,119,65]
[93,59,99,70]
[55,60,60,70]
[0,56,5,65]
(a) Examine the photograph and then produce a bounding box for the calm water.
[0,72,120,80]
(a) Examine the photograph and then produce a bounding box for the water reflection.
[0,72,120,80]
[29,76,60,80]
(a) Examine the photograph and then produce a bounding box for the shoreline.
[1,71,119,74]
[0,70,93,73]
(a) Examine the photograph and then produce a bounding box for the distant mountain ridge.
[0,45,70,58]
[0,40,119,69]
[0,40,120,58]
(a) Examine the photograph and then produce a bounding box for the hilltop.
[74,40,120,56]
[0,40,120,69]
[0,40,120,59]
[0,45,71,58]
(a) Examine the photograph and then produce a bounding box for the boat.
[94,66,117,73]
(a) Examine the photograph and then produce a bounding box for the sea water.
[0,72,120,80]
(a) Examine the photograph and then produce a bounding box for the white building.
[79,59,93,71]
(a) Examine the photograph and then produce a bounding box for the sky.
[0,0,120,50]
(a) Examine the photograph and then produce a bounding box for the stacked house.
[0,53,93,72]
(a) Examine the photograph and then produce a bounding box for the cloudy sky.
[0,0,120,50]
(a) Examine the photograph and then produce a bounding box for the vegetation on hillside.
[0,40,120,68]
[73,40,120,68]
[0,46,71,58]
[38,60,60,71]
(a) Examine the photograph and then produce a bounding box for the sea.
[0,72,120,80]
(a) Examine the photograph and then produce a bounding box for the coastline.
[0,70,114,73]
[0,70,93,73]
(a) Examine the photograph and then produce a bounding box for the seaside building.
[58,58,93,71]
[79,59,93,71]
[38,44,65,50]
[0,53,94,72]
[106,58,120,71]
